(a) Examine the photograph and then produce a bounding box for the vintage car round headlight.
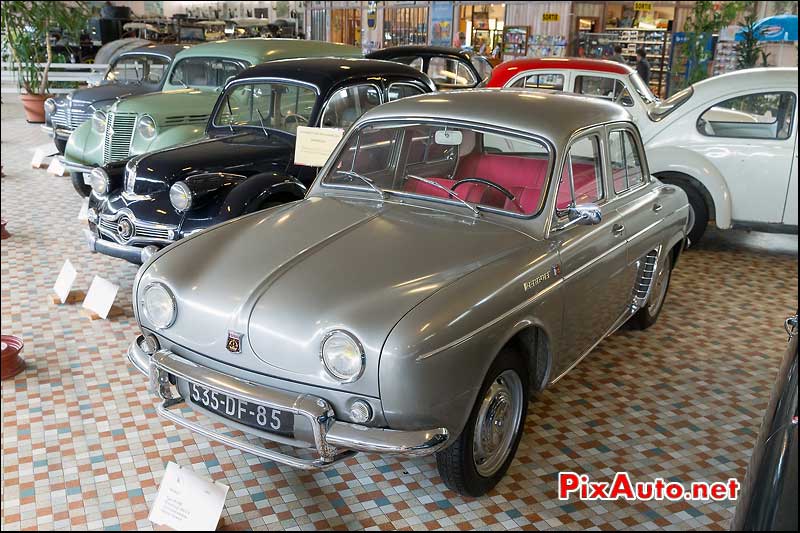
[44,98,56,115]
[137,115,157,140]
[92,110,107,134]
[142,283,177,329]
[169,181,193,212]
[89,167,110,196]
[320,330,365,382]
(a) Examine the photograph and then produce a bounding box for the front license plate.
[189,383,294,437]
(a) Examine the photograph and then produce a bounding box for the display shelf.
[502,26,529,59]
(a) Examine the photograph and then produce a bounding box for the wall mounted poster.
[431,1,454,46]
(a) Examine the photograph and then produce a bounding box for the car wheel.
[676,184,708,246]
[70,171,91,197]
[630,250,673,330]
[436,346,528,497]
[54,137,67,155]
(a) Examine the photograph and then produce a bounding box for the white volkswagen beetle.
[642,68,797,244]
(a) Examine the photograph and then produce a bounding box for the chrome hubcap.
[686,203,696,235]
[473,370,523,477]
[648,258,671,315]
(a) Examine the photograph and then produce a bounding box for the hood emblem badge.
[226,331,243,353]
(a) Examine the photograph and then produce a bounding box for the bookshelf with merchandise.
[502,26,529,59]
[604,28,671,97]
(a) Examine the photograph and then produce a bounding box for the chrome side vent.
[163,114,209,127]
[631,248,660,310]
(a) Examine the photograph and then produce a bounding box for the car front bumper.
[84,228,159,265]
[127,336,450,470]
[41,125,72,140]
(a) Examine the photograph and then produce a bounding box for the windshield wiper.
[175,78,189,89]
[405,174,480,217]
[223,96,234,133]
[334,170,386,200]
[255,108,270,138]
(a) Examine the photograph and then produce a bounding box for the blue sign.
[431,1,454,47]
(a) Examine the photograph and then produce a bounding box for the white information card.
[82,275,119,319]
[293,126,344,167]
[77,198,89,221]
[53,260,78,304]
[149,462,229,531]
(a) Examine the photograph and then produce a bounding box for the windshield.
[323,122,552,216]
[213,82,318,134]
[168,57,247,90]
[650,86,694,121]
[628,73,658,104]
[106,54,170,84]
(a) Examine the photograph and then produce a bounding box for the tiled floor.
[1,94,798,531]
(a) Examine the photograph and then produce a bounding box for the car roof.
[173,38,362,65]
[688,67,798,102]
[488,57,634,87]
[367,45,472,60]
[124,43,189,59]
[353,89,632,148]
[231,57,435,93]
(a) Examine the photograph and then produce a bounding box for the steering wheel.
[284,114,309,128]
[451,178,522,212]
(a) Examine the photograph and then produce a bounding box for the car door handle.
[652,203,663,212]
[612,223,625,235]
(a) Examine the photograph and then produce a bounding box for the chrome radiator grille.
[98,216,173,242]
[102,112,137,164]
[51,100,91,131]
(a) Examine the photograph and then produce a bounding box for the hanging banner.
[431,2,454,47]
[542,13,560,23]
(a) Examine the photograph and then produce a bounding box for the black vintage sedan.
[366,45,493,90]
[84,57,436,264]
[43,43,186,154]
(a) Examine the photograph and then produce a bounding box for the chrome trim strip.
[58,157,94,174]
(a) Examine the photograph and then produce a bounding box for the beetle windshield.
[649,86,694,121]
[213,82,317,135]
[628,73,657,105]
[323,122,552,217]
[106,54,170,85]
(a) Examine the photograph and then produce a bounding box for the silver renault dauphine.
[128,90,689,496]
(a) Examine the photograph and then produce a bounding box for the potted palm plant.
[1,1,89,122]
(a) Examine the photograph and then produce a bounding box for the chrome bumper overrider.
[59,157,94,174]
[127,336,449,470]
[84,229,158,264]
[41,125,72,139]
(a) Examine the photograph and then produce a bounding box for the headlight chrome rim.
[44,98,56,115]
[141,282,177,330]
[137,114,157,141]
[92,110,107,135]
[320,329,366,383]
[169,181,193,212]
[89,167,110,196]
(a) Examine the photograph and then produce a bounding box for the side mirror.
[554,203,602,232]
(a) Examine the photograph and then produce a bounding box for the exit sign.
[634,2,653,11]
[542,13,560,22]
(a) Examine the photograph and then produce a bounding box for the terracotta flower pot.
[1,335,26,380]
[20,93,50,123]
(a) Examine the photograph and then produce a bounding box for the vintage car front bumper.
[41,125,72,140]
[84,229,159,264]
[127,335,450,470]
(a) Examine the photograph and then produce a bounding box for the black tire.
[54,137,67,155]
[436,345,529,497]
[630,250,673,330]
[70,171,92,197]
[663,181,708,246]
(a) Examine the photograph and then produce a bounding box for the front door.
[552,132,630,378]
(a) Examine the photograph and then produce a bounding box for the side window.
[388,82,425,101]
[169,58,245,88]
[609,130,645,194]
[429,57,476,87]
[575,75,625,101]
[471,56,493,81]
[697,92,796,140]
[392,55,423,71]
[556,135,604,211]
[320,84,382,129]
[510,73,565,91]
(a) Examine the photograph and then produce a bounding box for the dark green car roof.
[173,38,362,65]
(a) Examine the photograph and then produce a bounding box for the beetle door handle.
[652,203,663,212]
[612,223,625,235]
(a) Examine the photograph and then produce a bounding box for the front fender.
[130,125,207,158]
[646,146,733,229]
[65,119,104,167]
[216,173,307,221]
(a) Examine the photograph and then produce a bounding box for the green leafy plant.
[734,11,763,69]
[0,1,89,95]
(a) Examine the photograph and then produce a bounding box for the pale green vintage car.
[61,38,362,196]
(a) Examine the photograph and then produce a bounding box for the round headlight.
[44,98,56,115]
[92,110,107,134]
[321,330,365,382]
[137,115,157,140]
[89,167,110,196]
[142,283,177,329]
[169,181,193,212]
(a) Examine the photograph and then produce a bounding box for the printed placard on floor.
[294,126,344,167]
[53,260,78,304]
[30,144,55,169]
[82,275,119,319]
[149,461,229,531]
[46,157,67,176]
[77,198,89,221]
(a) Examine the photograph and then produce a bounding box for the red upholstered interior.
[403,153,598,215]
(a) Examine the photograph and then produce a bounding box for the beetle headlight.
[92,110,107,134]
[89,167,110,196]
[137,115,157,140]
[142,283,177,329]
[169,181,193,212]
[321,330,365,382]
[44,98,56,115]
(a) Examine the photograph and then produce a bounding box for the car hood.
[140,196,533,396]
[110,88,218,120]
[68,83,153,106]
